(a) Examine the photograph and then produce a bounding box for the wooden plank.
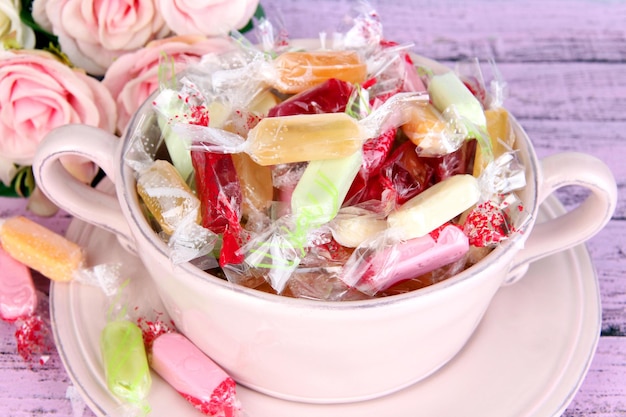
[273,0,626,62]
[564,337,626,416]
[519,120,626,217]
[499,63,626,122]
[586,222,626,335]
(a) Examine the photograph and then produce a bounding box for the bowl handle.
[32,124,136,253]
[504,152,617,284]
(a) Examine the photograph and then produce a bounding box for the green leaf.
[0,181,20,198]
[20,0,60,50]
[13,166,35,198]
[238,3,266,34]
[0,165,34,198]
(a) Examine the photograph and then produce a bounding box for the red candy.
[192,151,242,234]
[136,314,176,353]
[355,140,434,206]
[268,78,354,117]
[424,139,477,182]
[15,314,52,365]
[463,200,510,247]
[344,127,397,205]
[180,378,238,417]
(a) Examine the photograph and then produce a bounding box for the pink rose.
[158,0,259,37]
[102,35,234,134]
[0,49,116,182]
[30,0,52,32]
[44,0,170,76]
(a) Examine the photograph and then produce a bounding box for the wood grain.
[1,0,624,415]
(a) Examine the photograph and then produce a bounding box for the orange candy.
[0,216,84,282]
[271,51,367,94]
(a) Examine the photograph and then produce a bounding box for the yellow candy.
[232,153,274,217]
[473,108,516,177]
[136,160,201,235]
[246,113,365,165]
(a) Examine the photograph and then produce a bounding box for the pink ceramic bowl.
[33,47,617,404]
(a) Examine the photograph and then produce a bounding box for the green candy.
[428,71,487,131]
[153,88,195,183]
[428,71,493,162]
[101,320,152,407]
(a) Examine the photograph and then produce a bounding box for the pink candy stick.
[0,246,37,321]
[343,225,469,295]
[151,333,239,417]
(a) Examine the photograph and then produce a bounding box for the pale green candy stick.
[101,320,152,408]
[289,150,363,250]
[428,71,487,130]
[428,71,492,161]
[153,88,195,182]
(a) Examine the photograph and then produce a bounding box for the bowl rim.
[117,41,540,310]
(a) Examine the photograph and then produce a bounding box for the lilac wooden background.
[1,0,625,415]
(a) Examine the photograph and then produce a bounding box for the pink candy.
[341,225,469,295]
[151,333,240,417]
[0,246,37,321]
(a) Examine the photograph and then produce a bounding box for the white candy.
[387,174,481,239]
[330,207,387,248]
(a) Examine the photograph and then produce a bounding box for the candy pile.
[0,215,241,416]
[98,276,241,416]
[129,5,528,301]
[0,216,80,364]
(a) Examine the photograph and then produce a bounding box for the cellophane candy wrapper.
[129,1,532,300]
[0,220,129,366]
[125,121,219,266]
[9,288,55,366]
[86,265,152,417]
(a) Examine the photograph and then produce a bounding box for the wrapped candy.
[340,224,469,296]
[127,121,218,265]
[425,139,478,183]
[0,246,53,365]
[191,149,246,266]
[428,71,487,135]
[343,127,397,205]
[463,151,529,250]
[387,174,481,240]
[232,153,274,220]
[126,2,530,300]
[290,150,364,237]
[401,103,466,157]
[178,91,429,166]
[267,78,354,117]
[355,140,435,206]
[93,268,156,415]
[206,43,367,97]
[136,160,202,235]
[0,245,37,321]
[101,320,152,413]
[473,107,516,177]
[328,206,387,248]
[150,333,241,417]
[0,216,85,282]
[265,50,367,94]
[452,58,514,177]
[152,88,199,182]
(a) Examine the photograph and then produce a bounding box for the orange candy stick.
[0,216,84,282]
[271,50,367,94]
